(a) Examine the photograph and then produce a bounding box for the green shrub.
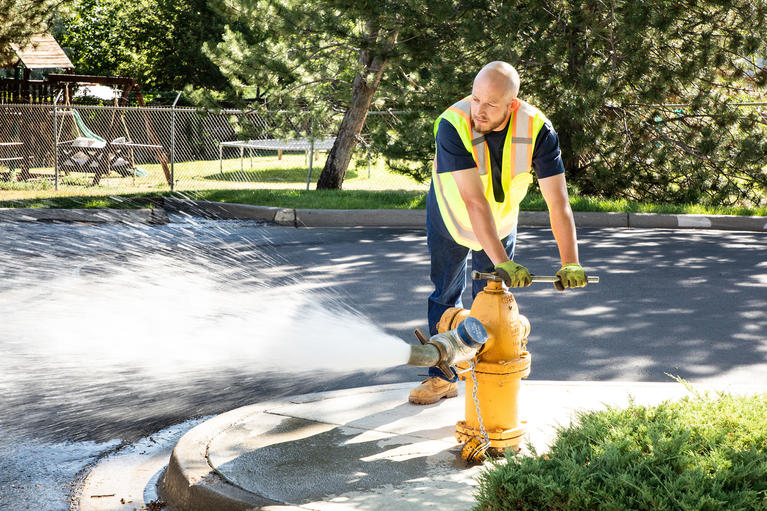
[474,393,767,511]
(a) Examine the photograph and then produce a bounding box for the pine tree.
[0,0,66,65]
[206,0,477,189]
[380,0,767,207]
[497,0,767,207]
[208,0,766,204]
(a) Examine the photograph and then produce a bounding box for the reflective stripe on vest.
[432,97,545,250]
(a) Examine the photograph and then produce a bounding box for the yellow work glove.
[555,263,588,291]
[494,260,532,288]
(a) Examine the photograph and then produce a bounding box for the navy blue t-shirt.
[428,116,565,239]
[435,118,564,182]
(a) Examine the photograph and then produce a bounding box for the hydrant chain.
[470,359,490,454]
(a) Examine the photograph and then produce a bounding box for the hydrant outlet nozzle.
[406,318,488,380]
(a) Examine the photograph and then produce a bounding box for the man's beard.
[471,116,504,134]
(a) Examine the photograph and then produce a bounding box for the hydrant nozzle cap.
[457,317,487,349]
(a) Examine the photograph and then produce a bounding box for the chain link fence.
[7,100,761,201]
[0,103,428,197]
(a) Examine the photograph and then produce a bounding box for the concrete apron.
[155,380,766,511]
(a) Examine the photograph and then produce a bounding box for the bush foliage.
[474,392,767,511]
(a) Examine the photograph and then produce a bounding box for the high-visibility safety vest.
[432,96,548,251]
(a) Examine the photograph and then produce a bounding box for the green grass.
[523,193,767,216]
[0,152,427,199]
[0,189,426,210]
[474,391,767,511]
[183,188,427,209]
[0,193,165,209]
[2,189,765,216]
[1,150,764,215]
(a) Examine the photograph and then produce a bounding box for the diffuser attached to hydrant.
[406,317,488,376]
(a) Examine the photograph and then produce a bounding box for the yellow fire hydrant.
[437,273,532,462]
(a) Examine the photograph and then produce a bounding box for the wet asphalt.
[0,216,765,510]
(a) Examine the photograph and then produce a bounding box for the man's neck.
[492,109,512,133]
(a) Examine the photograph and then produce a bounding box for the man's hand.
[555,263,587,291]
[495,261,532,288]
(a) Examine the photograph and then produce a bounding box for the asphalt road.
[0,216,765,510]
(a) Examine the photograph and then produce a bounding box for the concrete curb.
[162,198,296,226]
[158,400,291,511]
[628,212,767,231]
[519,211,632,228]
[295,208,426,227]
[163,199,767,232]
[0,207,169,225]
[158,383,422,511]
[1,199,765,231]
[162,199,425,228]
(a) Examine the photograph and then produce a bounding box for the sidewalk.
[146,380,764,511]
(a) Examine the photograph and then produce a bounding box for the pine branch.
[282,78,347,94]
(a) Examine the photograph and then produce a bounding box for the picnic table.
[0,142,31,181]
[218,138,336,190]
[0,142,23,165]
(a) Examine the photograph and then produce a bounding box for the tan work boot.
[408,377,458,405]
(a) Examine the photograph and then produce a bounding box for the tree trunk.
[317,29,397,189]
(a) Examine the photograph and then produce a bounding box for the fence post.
[53,90,62,191]
[306,137,315,191]
[170,91,181,191]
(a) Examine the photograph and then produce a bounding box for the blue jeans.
[426,210,517,381]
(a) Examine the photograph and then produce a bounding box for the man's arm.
[539,173,579,265]
[451,167,509,265]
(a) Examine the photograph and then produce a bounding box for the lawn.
[0,152,427,202]
[1,152,765,216]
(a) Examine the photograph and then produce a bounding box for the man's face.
[470,78,512,134]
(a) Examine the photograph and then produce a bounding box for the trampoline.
[219,138,336,190]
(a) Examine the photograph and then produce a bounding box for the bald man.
[409,61,588,405]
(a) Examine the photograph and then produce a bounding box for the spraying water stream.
[0,214,423,510]
[1,215,417,425]
[4,253,412,376]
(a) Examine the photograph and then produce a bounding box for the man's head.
[470,61,520,134]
